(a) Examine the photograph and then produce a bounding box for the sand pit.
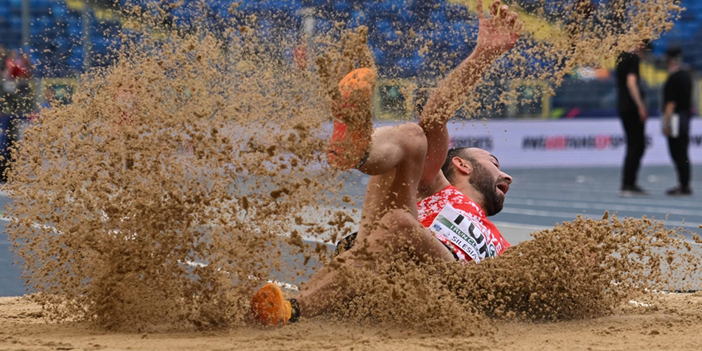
[1,0,699,348]
[1,293,701,351]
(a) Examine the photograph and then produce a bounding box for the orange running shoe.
[251,283,292,327]
[327,67,377,170]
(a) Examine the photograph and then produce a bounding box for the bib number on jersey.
[429,204,496,262]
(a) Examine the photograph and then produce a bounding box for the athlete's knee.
[396,123,427,162]
[379,209,427,246]
[380,209,417,232]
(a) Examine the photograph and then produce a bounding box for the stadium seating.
[1,0,695,76]
[0,0,124,76]
[649,0,702,65]
[0,0,477,78]
[0,0,698,116]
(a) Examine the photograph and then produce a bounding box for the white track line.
[506,198,702,217]
[500,207,702,230]
[508,195,702,210]
[492,221,549,231]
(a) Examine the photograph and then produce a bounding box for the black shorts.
[333,232,358,257]
[333,232,460,261]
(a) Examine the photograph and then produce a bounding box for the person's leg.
[680,133,691,190]
[252,88,454,326]
[318,31,437,250]
[251,123,455,326]
[668,134,691,191]
[319,27,377,171]
[252,30,454,325]
[356,123,429,228]
[631,118,646,184]
[291,121,460,317]
[667,136,680,184]
[295,209,456,318]
[620,114,634,188]
[621,112,645,188]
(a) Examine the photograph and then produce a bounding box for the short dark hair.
[441,147,477,183]
[666,46,682,61]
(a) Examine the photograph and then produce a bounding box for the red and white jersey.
[417,185,510,262]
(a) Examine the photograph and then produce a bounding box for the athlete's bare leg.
[252,26,461,325]
[296,123,457,318]
[294,1,525,318]
[251,122,455,324]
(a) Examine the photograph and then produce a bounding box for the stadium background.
[0,0,701,296]
[1,0,701,117]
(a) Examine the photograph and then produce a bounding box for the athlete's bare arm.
[418,0,523,197]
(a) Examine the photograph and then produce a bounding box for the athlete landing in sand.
[251,0,523,326]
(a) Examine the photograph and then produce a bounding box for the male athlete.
[251,0,522,325]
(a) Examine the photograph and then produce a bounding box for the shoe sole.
[326,68,376,170]
[251,283,291,327]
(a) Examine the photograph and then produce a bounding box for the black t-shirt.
[663,70,692,115]
[616,52,645,114]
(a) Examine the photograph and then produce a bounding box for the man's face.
[466,150,512,216]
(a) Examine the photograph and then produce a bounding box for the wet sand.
[1,293,700,351]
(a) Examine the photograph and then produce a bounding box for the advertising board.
[441,118,702,168]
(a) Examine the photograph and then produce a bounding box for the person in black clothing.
[616,42,649,196]
[662,47,693,196]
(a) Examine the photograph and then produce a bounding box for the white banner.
[439,118,702,168]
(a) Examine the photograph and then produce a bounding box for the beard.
[469,162,504,216]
